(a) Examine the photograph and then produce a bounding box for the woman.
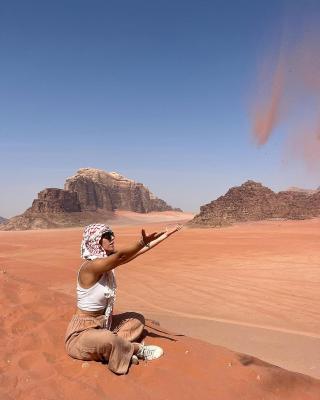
[65,223,182,375]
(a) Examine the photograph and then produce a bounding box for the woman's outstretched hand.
[165,224,183,237]
[141,229,165,245]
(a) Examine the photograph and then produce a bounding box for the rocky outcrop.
[65,168,180,213]
[29,188,81,213]
[286,186,317,194]
[0,168,181,230]
[190,180,320,227]
[0,216,7,224]
[0,188,83,230]
[0,209,116,231]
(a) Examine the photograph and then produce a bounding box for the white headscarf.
[81,223,113,260]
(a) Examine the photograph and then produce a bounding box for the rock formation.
[64,168,178,213]
[0,216,7,224]
[190,180,320,227]
[0,168,181,230]
[30,188,81,213]
[286,186,317,195]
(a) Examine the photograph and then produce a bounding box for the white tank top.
[77,266,117,329]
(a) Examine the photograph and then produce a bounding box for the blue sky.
[1,0,319,217]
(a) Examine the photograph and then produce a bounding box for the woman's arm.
[120,224,183,264]
[87,229,164,276]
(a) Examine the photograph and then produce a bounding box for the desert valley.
[1,169,320,399]
[3,3,320,398]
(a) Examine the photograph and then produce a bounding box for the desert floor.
[1,214,320,397]
[117,217,320,379]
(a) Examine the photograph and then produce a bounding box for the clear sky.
[1,0,320,217]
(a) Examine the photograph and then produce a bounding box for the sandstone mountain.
[0,168,181,230]
[190,180,320,227]
[65,168,178,213]
[31,188,81,213]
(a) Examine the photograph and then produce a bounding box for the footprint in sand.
[23,333,42,351]
[42,352,57,364]
[0,365,19,396]
[17,352,56,380]
[11,319,38,335]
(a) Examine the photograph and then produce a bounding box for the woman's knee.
[131,312,145,327]
[114,312,145,341]
[128,312,145,335]
[117,311,145,329]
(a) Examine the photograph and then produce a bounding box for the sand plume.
[295,31,320,93]
[288,119,320,171]
[251,20,320,172]
[252,56,286,145]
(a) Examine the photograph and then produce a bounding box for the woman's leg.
[66,328,134,375]
[111,312,145,342]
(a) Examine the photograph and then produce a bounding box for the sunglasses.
[101,232,115,241]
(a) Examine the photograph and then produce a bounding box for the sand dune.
[1,218,320,399]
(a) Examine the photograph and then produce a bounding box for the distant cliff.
[30,188,81,213]
[189,180,320,227]
[0,168,181,230]
[65,168,179,213]
[0,216,7,224]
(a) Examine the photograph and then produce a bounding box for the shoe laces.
[136,344,157,359]
[142,346,156,358]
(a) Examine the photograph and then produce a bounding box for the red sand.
[1,217,320,399]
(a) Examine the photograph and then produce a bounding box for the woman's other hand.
[141,229,165,245]
[165,224,183,237]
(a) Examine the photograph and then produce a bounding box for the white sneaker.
[136,344,164,361]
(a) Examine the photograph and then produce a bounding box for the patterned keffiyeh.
[81,223,113,260]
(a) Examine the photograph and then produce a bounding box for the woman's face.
[100,232,115,255]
